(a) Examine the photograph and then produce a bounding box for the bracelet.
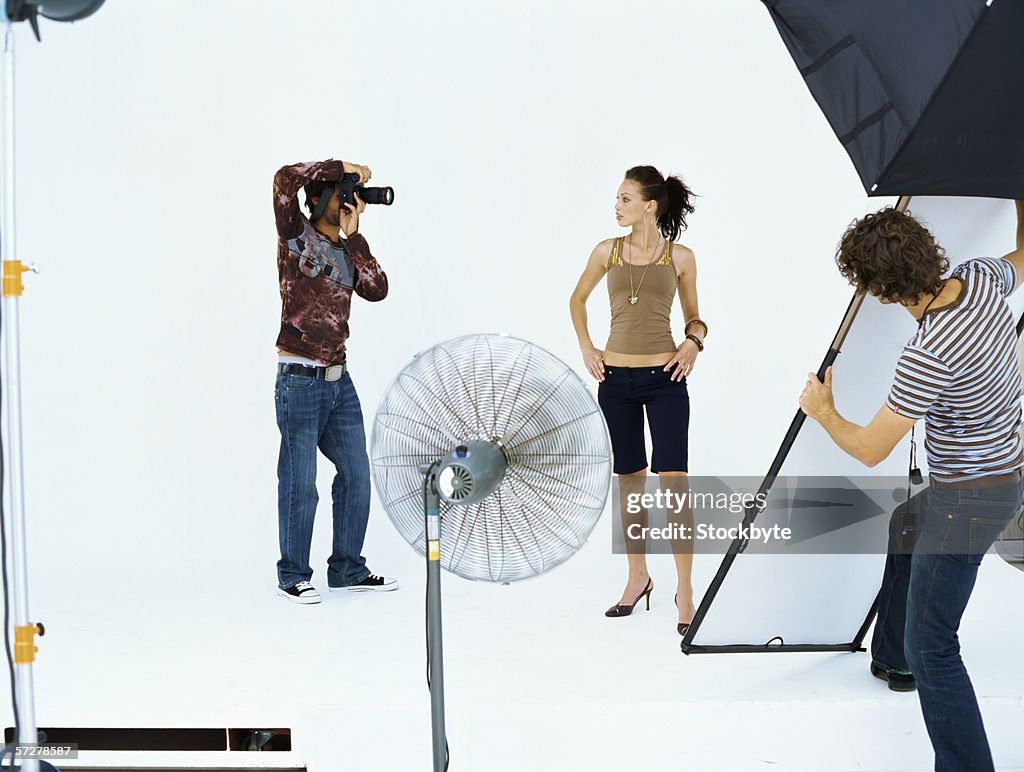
[685,334,704,352]
[685,319,709,337]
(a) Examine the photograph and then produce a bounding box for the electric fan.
[370,333,611,771]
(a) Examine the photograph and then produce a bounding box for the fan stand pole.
[1,20,42,772]
[423,469,447,771]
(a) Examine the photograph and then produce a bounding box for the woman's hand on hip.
[581,346,605,381]
[664,340,698,381]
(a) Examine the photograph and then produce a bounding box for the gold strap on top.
[608,237,623,268]
[657,241,673,266]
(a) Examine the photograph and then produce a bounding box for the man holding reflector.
[799,202,1024,772]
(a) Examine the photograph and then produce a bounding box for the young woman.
[569,165,705,635]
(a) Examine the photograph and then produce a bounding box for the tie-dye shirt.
[273,159,388,364]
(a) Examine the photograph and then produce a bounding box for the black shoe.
[870,662,917,692]
[277,581,321,604]
[605,578,653,617]
[674,594,692,636]
[329,574,398,593]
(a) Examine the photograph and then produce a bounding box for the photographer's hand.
[342,161,372,184]
[340,192,366,238]
[799,366,835,421]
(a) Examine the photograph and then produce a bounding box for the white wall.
[7,1,909,580]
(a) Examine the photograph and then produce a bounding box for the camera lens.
[359,186,395,206]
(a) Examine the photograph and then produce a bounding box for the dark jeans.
[275,370,371,589]
[872,476,1023,772]
[597,366,689,474]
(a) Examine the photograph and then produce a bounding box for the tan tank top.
[605,237,678,355]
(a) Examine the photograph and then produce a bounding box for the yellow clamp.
[14,623,42,665]
[2,260,28,297]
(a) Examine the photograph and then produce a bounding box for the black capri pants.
[597,366,689,475]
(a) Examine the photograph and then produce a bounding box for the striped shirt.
[886,258,1022,481]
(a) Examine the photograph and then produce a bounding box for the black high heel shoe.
[675,594,691,636]
[605,578,653,617]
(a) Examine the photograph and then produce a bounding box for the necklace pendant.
[629,295,638,305]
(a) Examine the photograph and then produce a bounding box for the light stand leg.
[423,475,446,772]
[1,22,40,772]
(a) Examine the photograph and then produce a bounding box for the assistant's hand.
[581,345,605,381]
[799,366,835,422]
[664,339,698,382]
[340,192,365,238]
[342,161,372,184]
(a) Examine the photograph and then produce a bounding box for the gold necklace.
[627,233,663,304]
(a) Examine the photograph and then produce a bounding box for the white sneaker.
[329,574,399,593]
[277,580,321,604]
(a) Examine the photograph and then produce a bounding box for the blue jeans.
[275,369,371,589]
[872,476,1023,771]
[871,492,921,676]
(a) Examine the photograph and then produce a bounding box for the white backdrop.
[8,2,908,590]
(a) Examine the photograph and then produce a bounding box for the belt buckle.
[324,364,344,382]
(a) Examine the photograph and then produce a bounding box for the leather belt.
[930,468,1023,490]
[278,362,347,382]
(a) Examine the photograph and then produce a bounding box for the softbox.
[762,0,1024,199]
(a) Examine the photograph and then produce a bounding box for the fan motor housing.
[436,440,507,506]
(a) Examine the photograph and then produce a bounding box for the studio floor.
[6,512,1023,772]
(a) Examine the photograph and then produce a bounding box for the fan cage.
[371,334,611,583]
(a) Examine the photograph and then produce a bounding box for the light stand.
[0,3,105,769]
[1,19,41,772]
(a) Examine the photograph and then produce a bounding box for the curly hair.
[835,208,949,305]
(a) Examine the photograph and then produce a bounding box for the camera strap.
[310,182,338,222]
[908,426,923,486]
[899,294,937,545]
[899,425,924,550]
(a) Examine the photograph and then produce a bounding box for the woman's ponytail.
[624,165,697,243]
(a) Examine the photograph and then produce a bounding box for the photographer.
[799,202,1024,772]
[272,158,397,603]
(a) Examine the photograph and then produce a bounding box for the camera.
[337,172,394,207]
